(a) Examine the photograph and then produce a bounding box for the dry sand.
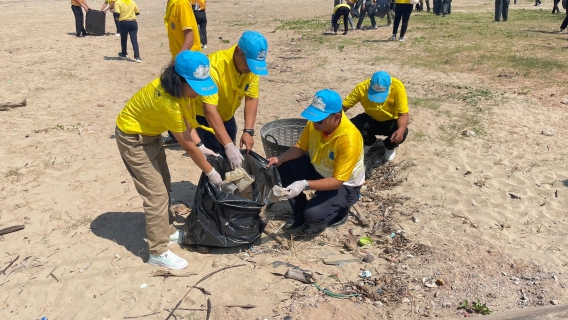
[1,0,567,319]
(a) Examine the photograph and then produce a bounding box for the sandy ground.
[1,0,568,319]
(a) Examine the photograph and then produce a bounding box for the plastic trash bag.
[184,150,282,247]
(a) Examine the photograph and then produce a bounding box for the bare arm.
[266,146,305,167]
[179,29,195,53]
[240,97,258,152]
[203,103,233,146]
[390,113,409,143]
[81,0,90,10]
[305,177,343,191]
[171,129,214,174]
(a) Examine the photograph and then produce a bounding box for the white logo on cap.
[312,96,326,111]
[257,50,266,61]
[193,65,210,79]
[371,84,387,93]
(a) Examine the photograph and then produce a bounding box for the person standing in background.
[390,0,413,41]
[356,0,377,30]
[552,0,561,13]
[494,0,509,21]
[163,0,202,145]
[101,0,121,36]
[115,0,141,62]
[71,0,90,37]
[191,0,208,48]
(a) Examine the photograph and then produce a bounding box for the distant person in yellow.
[190,31,269,170]
[267,89,365,234]
[71,0,90,37]
[101,0,121,36]
[115,51,221,270]
[342,71,409,161]
[165,0,201,58]
[190,0,208,48]
[115,0,141,62]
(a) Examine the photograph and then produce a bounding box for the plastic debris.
[140,283,147,289]
[359,270,372,278]
[358,236,373,246]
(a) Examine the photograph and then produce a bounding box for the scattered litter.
[362,254,375,263]
[140,283,147,289]
[541,129,555,136]
[313,283,360,299]
[359,270,372,278]
[462,130,476,137]
[323,254,361,266]
[284,268,314,283]
[78,262,92,273]
[115,254,121,260]
[509,192,521,200]
[268,185,288,203]
[224,167,255,191]
[358,236,373,246]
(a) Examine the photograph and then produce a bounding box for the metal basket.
[260,118,307,158]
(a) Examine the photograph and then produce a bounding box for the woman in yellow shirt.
[101,0,120,36]
[115,51,221,270]
[390,0,413,41]
[114,0,141,62]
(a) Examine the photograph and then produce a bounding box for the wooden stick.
[2,255,19,275]
[225,304,256,309]
[351,204,370,227]
[46,267,57,279]
[0,225,25,236]
[0,99,26,111]
[123,311,160,319]
[164,262,246,320]
[263,229,288,249]
[205,298,211,320]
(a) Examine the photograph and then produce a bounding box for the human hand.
[240,132,254,153]
[266,157,280,168]
[197,144,220,158]
[390,129,405,144]
[206,168,222,185]
[285,180,306,199]
[224,143,244,170]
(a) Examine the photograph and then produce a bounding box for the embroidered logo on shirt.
[329,151,335,160]
[244,84,249,92]
[193,65,210,79]
[257,50,266,61]
[311,96,326,111]
[170,22,176,30]
[371,84,387,93]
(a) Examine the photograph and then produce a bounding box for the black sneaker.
[118,52,127,60]
[163,135,178,145]
[302,224,326,234]
[284,215,305,229]
[329,213,349,227]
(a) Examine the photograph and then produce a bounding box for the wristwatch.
[243,129,255,136]
[195,142,204,147]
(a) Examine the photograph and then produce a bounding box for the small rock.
[373,301,383,307]
[456,166,460,170]
[553,275,558,281]
[462,130,476,137]
[541,129,555,136]
[384,246,395,254]
[401,297,410,303]
[502,271,507,276]
[411,216,419,223]
[451,286,457,291]
[510,263,515,269]
[283,316,293,320]
[509,192,521,200]
[362,254,375,263]
[435,278,445,286]
[434,292,439,298]
[464,170,472,176]
[442,302,452,308]
[551,300,559,305]
[510,277,519,281]
[521,294,528,301]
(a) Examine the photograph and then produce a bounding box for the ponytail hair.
[160,62,187,98]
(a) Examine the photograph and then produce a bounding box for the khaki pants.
[115,127,177,255]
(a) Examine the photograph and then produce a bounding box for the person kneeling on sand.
[115,51,222,270]
[342,71,409,161]
[267,89,365,234]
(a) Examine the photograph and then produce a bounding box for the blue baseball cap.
[368,71,392,103]
[300,89,343,122]
[174,51,218,96]
[238,31,269,76]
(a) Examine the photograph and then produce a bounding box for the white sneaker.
[148,250,188,270]
[169,229,184,245]
[115,33,120,37]
[389,35,397,41]
[399,37,405,42]
[384,148,396,161]
[135,57,142,63]
[202,44,207,49]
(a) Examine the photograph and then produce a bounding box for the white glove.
[198,144,220,158]
[224,143,244,170]
[285,180,307,199]
[206,168,222,185]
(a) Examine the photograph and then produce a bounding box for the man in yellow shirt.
[190,31,268,170]
[165,0,201,58]
[71,0,90,37]
[267,89,365,234]
[342,71,409,161]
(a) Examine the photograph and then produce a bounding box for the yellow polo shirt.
[342,77,408,122]
[71,0,83,6]
[114,0,139,21]
[116,78,193,136]
[191,45,260,122]
[165,0,201,58]
[190,0,206,11]
[333,3,351,13]
[296,112,365,186]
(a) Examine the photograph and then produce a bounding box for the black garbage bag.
[374,0,391,18]
[184,150,281,247]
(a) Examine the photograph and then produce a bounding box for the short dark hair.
[160,62,187,98]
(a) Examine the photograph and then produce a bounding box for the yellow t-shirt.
[190,0,206,11]
[342,77,408,122]
[114,0,139,21]
[333,3,351,13]
[116,78,193,136]
[296,112,365,186]
[71,0,83,7]
[395,0,411,4]
[165,0,201,58]
[191,45,260,122]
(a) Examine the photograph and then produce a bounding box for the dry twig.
[2,255,19,275]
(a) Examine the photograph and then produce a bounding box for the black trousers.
[392,3,413,37]
[119,20,140,58]
[350,113,408,150]
[194,10,207,45]
[553,0,560,13]
[278,156,361,227]
[495,0,509,21]
[71,5,86,36]
[113,12,120,33]
[562,8,568,29]
[357,1,376,28]
[195,115,238,154]
[332,7,351,32]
